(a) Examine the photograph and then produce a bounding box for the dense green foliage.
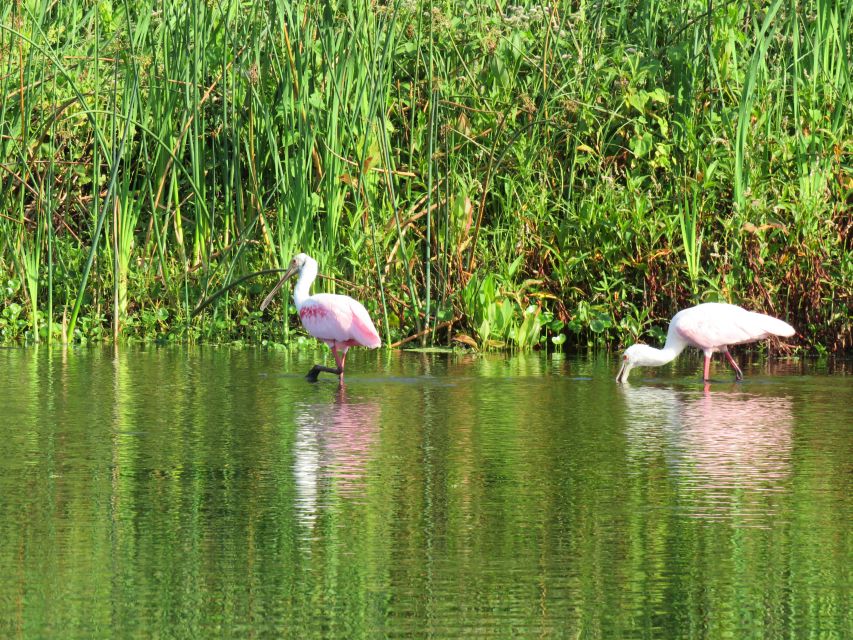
[1,0,850,350]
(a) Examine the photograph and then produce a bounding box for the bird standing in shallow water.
[261,253,381,382]
[616,302,795,383]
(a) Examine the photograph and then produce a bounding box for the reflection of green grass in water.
[0,349,850,637]
[0,1,849,351]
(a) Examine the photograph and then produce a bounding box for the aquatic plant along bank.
[0,1,849,351]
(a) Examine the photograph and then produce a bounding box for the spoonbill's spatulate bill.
[616,302,795,383]
[261,253,381,382]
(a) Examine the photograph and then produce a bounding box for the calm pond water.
[0,346,850,638]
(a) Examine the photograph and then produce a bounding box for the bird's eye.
[623,354,628,361]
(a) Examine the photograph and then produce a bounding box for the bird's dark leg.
[306,346,343,382]
[723,349,744,381]
[305,364,343,382]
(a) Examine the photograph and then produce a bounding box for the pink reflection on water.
[679,387,793,491]
[622,385,793,525]
[293,385,380,530]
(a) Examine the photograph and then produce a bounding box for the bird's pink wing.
[675,304,793,349]
[345,297,382,348]
[300,294,381,348]
[676,317,749,349]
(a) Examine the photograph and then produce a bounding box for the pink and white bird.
[616,302,795,383]
[261,253,381,382]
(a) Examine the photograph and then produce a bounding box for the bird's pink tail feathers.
[753,312,795,337]
[350,301,382,348]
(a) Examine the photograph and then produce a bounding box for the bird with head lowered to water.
[261,253,381,382]
[616,302,795,383]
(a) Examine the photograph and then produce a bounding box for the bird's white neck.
[293,258,319,308]
[636,332,689,367]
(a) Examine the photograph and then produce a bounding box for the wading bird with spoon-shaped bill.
[616,302,795,383]
[261,253,381,382]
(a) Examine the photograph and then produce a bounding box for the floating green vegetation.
[0,0,850,351]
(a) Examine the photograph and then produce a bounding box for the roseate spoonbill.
[615,302,795,383]
[261,253,381,382]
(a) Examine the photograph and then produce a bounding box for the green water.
[0,347,850,639]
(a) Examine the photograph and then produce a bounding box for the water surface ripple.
[0,347,849,638]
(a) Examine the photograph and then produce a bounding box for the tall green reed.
[0,0,848,350]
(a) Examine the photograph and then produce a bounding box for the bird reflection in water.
[621,384,793,526]
[293,385,380,533]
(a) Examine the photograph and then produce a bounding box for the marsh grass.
[0,0,850,351]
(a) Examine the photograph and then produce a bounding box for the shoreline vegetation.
[1,1,850,353]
